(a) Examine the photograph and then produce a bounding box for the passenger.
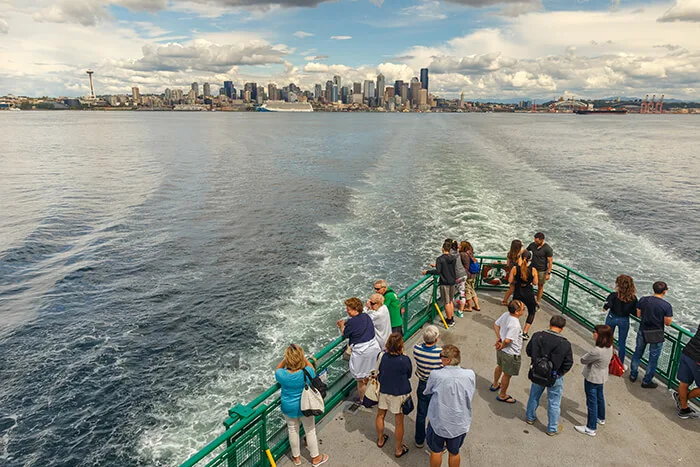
[630,281,673,388]
[526,232,554,305]
[365,293,391,350]
[525,315,574,436]
[412,325,442,449]
[509,250,538,340]
[574,325,614,436]
[452,240,468,317]
[275,344,329,466]
[337,297,382,404]
[502,239,523,305]
[672,323,700,419]
[460,241,481,312]
[376,333,413,458]
[423,240,457,327]
[424,344,475,467]
[491,300,525,403]
[603,275,638,369]
[374,279,403,335]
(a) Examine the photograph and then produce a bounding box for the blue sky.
[1,0,700,99]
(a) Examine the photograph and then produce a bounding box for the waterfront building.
[325,80,333,102]
[418,88,428,108]
[187,89,196,104]
[420,68,429,92]
[394,80,403,97]
[363,80,375,103]
[376,74,385,105]
[332,84,339,103]
[410,77,421,106]
[400,83,409,104]
[191,82,199,98]
[257,86,265,104]
[219,87,225,96]
[314,84,322,100]
[244,90,251,102]
[224,81,234,99]
[341,86,350,104]
[352,93,363,104]
[268,84,278,101]
[244,83,258,101]
[164,88,172,102]
[131,86,140,105]
[172,89,183,103]
[353,82,362,95]
[333,75,341,90]
[203,83,211,98]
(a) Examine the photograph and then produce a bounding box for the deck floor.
[280,291,699,467]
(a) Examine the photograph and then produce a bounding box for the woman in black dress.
[509,250,538,339]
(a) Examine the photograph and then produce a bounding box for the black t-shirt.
[637,295,673,331]
[527,242,554,272]
[682,325,700,362]
[604,292,638,318]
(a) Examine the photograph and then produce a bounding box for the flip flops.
[395,444,409,458]
[496,395,517,404]
[312,454,329,467]
[489,384,501,392]
[377,434,389,448]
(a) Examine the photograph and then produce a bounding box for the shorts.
[378,393,409,415]
[456,277,466,300]
[464,277,476,300]
[439,285,457,307]
[426,423,466,455]
[677,353,700,386]
[391,325,404,335]
[536,270,549,286]
[496,350,522,376]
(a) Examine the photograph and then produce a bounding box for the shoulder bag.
[642,328,665,344]
[303,368,328,398]
[609,353,624,377]
[301,370,325,417]
[401,394,414,415]
[363,352,384,408]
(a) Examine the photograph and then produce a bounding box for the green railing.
[181,258,696,467]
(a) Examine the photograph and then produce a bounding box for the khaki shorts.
[536,270,549,286]
[439,285,457,306]
[464,277,477,300]
[496,350,522,376]
[378,393,409,414]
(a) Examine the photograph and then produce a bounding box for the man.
[423,240,457,326]
[492,300,525,403]
[672,323,700,419]
[413,325,442,448]
[630,281,673,388]
[374,279,403,335]
[424,344,475,467]
[527,232,553,305]
[525,315,573,436]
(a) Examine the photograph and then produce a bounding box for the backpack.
[468,258,480,275]
[528,332,561,387]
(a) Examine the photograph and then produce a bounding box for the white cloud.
[33,0,110,27]
[0,18,8,34]
[658,0,700,22]
[330,35,352,40]
[493,0,542,17]
[293,30,314,38]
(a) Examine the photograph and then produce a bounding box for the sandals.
[473,306,481,311]
[292,457,302,466]
[377,434,389,448]
[489,383,501,392]
[496,395,517,404]
[312,454,329,466]
[395,444,409,458]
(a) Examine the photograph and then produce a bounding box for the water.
[0,112,698,466]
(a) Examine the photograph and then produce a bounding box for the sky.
[1,0,700,99]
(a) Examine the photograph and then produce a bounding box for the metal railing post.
[561,269,571,312]
[402,297,409,335]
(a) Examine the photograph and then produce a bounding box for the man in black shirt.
[672,324,700,419]
[526,232,554,305]
[423,240,457,327]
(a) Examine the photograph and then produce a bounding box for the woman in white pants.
[275,344,329,466]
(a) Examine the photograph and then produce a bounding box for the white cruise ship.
[258,101,313,112]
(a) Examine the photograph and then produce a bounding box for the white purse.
[300,371,325,417]
[363,352,384,403]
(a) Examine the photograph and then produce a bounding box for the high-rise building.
[410,77,421,106]
[314,84,322,100]
[131,86,140,104]
[244,82,257,101]
[341,86,350,104]
[376,74,385,105]
[257,86,265,104]
[224,81,234,99]
[418,88,428,107]
[331,84,339,103]
[268,84,277,100]
[325,80,333,101]
[363,80,375,102]
[400,83,409,104]
[164,88,172,101]
[203,83,211,97]
[191,82,199,98]
[420,68,429,92]
[394,80,403,97]
[219,87,225,96]
[353,82,362,95]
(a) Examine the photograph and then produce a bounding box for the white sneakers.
[574,425,597,437]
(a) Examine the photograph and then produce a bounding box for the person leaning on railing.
[671,323,700,419]
[275,344,329,466]
[603,274,638,370]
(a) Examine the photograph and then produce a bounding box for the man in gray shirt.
[527,232,554,305]
[424,344,476,467]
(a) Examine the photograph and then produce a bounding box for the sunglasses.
[374,287,383,291]
[369,301,376,306]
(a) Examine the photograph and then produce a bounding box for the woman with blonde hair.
[275,344,329,466]
[603,274,637,369]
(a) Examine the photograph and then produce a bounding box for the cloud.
[293,30,314,38]
[658,0,700,22]
[0,18,8,35]
[492,0,543,17]
[116,0,169,11]
[330,35,352,40]
[304,54,328,60]
[33,0,111,27]
[443,0,539,6]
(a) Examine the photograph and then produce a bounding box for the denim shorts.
[426,423,466,455]
[677,353,700,386]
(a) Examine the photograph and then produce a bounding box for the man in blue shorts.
[672,324,700,419]
[423,344,475,467]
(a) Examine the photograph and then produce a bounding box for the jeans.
[584,380,605,431]
[415,379,432,445]
[605,313,630,366]
[526,377,564,433]
[630,331,663,384]
[285,415,319,458]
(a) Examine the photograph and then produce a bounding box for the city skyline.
[1,1,700,100]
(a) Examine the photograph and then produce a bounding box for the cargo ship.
[574,107,628,115]
[257,101,313,112]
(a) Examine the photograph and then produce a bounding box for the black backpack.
[528,332,561,387]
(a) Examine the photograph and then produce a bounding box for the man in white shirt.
[491,300,525,403]
[366,293,391,350]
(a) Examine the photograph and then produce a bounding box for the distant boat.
[258,101,313,112]
[574,108,627,115]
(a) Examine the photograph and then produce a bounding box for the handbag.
[300,372,325,417]
[401,395,414,415]
[609,353,624,377]
[641,328,665,344]
[363,352,384,408]
[303,368,328,399]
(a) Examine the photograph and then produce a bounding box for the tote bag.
[301,375,325,417]
[609,353,624,377]
[363,352,384,407]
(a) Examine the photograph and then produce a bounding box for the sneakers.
[629,374,637,383]
[597,419,605,426]
[415,441,425,449]
[446,318,455,327]
[574,425,596,437]
[522,333,530,341]
[546,425,562,436]
[641,381,659,389]
[455,310,464,318]
[525,418,536,425]
[623,364,629,372]
[671,390,682,410]
[678,407,700,420]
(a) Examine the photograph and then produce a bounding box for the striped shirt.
[413,343,443,381]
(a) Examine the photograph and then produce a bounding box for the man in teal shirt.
[374,279,403,334]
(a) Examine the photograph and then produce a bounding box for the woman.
[603,274,637,369]
[376,333,412,458]
[509,250,538,339]
[337,297,381,404]
[460,241,481,312]
[575,325,614,437]
[452,240,468,316]
[275,344,329,466]
[502,239,523,305]
[366,293,392,350]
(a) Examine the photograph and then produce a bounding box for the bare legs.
[536,283,545,304]
[493,366,512,399]
[357,379,367,402]
[376,409,405,457]
[445,301,454,321]
[430,451,460,467]
[679,382,700,410]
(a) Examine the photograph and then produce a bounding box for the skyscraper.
[333,75,341,89]
[268,83,278,101]
[191,82,199,98]
[325,80,333,101]
[410,77,420,106]
[131,86,140,104]
[314,84,322,100]
[353,82,362,95]
[376,74,385,105]
[400,83,409,105]
[394,80,404,98]
[332,84,339,103]
[203,83,211,97]
[363,80,375,103]
[341,86,350,104]
[224,81,234,99]
[420,68,429,92]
